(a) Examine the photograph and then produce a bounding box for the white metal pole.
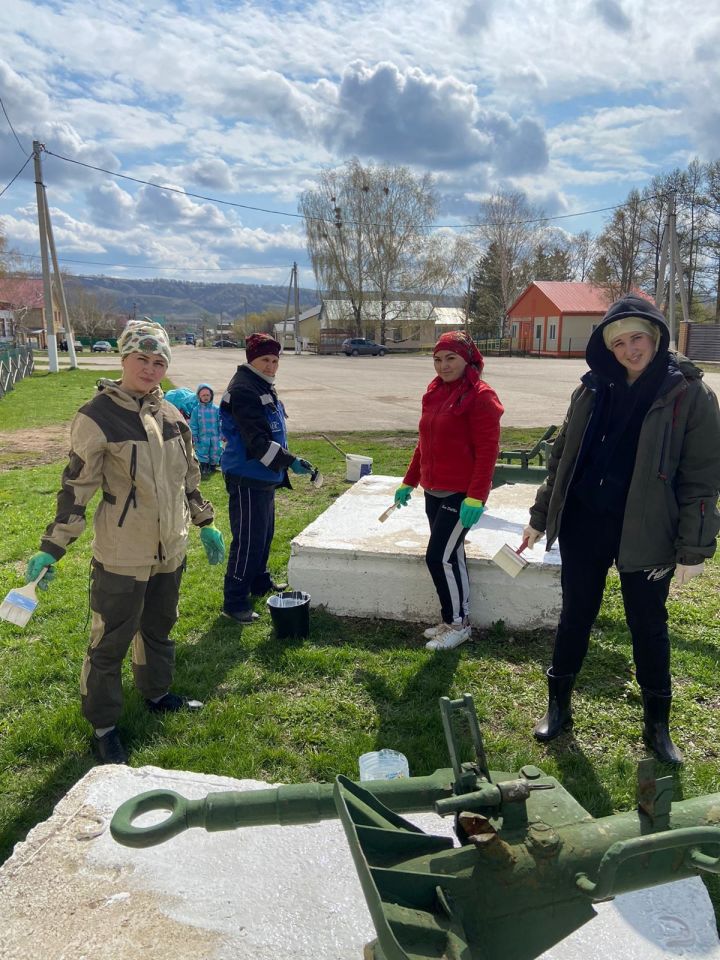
[33,141,59,372]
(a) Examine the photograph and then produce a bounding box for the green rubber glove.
[200,525,226,565]
[394,484,414,507]
[26,551,57,591]
[459,497,484,528]
[290,457,313,475]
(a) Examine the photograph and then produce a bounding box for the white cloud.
[2,0,720,284]
[455,0,498,33]
[324,61,549,176]
[592,0,632,33]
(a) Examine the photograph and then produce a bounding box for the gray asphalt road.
[167,349,589,430]
[38,347,720,431]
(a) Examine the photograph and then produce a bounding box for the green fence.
[472,337,512,356]
[0,345,34,399]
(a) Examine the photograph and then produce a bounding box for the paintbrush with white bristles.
[0,569,48,627]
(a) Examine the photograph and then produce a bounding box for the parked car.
[341,337,387,356]
[213,338,239,348]
[91,340,113,352]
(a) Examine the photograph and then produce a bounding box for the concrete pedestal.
[1,765,718,960]
[288,475,562,628]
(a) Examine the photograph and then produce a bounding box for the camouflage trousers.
[80,554,185,728]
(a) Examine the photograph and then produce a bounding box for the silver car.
[341,337,386,356]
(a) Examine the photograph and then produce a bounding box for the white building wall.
[560,314,601,353]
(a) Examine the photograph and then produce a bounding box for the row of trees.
[300,158,720,341]
[4,157,720,345]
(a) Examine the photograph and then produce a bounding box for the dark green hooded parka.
[529,296,720,572]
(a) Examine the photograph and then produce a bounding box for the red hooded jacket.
[403,366,503,503]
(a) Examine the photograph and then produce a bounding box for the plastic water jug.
[358,748,409,781]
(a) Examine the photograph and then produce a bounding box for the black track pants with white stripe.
[424,491,470,625]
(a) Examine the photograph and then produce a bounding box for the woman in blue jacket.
[219,333,312,623]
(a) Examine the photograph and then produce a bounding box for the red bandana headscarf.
[433,331,484,372]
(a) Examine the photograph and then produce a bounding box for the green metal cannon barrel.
[110,768,456,848]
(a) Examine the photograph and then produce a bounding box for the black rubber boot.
[533,670,575,742]
[642,690,683,765]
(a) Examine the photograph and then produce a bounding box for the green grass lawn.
[0,369,172,430]
[1,376,719,924]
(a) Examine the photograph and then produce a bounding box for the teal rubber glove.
[394,484,414,507]
[459,497,484,528]
[290,457,313,475]
[26,551,57,591]
[200,525,226,565]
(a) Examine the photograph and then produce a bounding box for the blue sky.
[1,0,719,288]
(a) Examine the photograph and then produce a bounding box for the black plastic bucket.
[266,591,311,639]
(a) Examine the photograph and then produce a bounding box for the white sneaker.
[425,624,472,650]
[423,621,448,639]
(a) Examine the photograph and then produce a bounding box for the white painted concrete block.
[289,474,562,628]
[1,765,718,960]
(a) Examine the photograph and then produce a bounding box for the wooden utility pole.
[33,141,77,370]
[42,187,77,368]
[293,261,301,354]
[33,141,58,372]
[655,195,689,349]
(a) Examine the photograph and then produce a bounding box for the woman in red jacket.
[395,332,504,650]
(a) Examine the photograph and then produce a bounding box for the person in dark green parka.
[523,295,720,764]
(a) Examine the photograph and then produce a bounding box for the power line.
[43,146,649,231]
[0,97,30,155]
[43,148,311,222]
[21,252,257,273]
[0,154,33,199]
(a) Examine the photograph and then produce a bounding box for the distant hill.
[72,276,318,320]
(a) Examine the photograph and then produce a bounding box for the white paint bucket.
[345,454,373,482]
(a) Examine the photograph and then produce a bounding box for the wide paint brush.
[492,538,529,578]
[0,570,47,627]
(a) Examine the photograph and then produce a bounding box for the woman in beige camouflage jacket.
[25,320,226,764]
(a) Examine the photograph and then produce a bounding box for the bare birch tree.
[590,190,649,297]
[474,190,544,333]
[64,282,118,338]
[299,158,471,341]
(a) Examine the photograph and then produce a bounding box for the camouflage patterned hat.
[118,318,172,365]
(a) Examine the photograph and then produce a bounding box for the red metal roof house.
[0,277,59,347]
[507,282,653,357]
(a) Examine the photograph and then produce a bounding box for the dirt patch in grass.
[0,424,70,470]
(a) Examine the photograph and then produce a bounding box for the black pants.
[224,480,276,614]
[424,492,470,624]
[552,495,672,693]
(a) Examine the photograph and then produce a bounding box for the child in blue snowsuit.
[190,383,222,478]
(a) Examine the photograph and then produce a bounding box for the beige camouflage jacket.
[41,379,214,567]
